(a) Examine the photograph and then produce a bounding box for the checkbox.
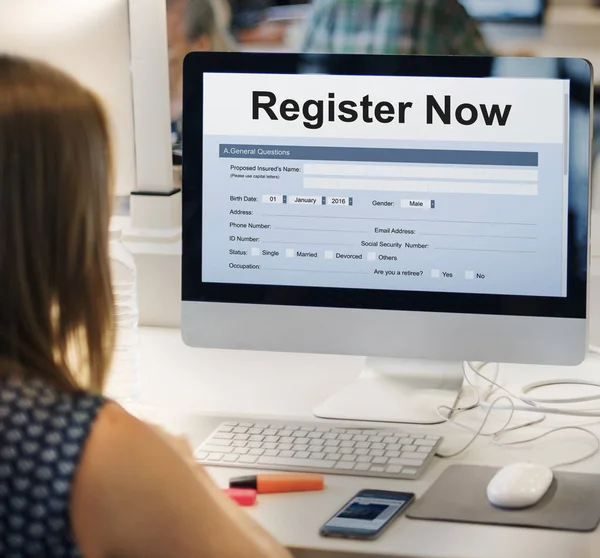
[286,248,295,258]
[251,247,260,256]
[325,250,333,260]
[367,252,377,261]
[431,269,440,278]
[465,270,474,280]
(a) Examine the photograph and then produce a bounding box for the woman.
[0,55,292,558]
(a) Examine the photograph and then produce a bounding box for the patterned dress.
[0,373,105,557]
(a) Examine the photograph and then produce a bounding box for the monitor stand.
[313,358,464,425]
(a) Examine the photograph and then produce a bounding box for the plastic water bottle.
[105,227,141,403]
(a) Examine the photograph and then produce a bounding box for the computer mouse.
[486,462,554,509]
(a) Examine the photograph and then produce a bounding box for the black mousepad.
[407,464,600,532]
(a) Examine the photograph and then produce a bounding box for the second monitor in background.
[181,53,592,425]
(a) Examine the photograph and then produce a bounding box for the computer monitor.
[0,0,173,200]
[459,0,547,23]
[0,0,136,198]
[181,53,593,424]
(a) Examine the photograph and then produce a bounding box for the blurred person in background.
[167,0,236,150]
[227,0,288,44]
[301,0,491,56]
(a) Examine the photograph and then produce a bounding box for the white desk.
[131,326,600,558]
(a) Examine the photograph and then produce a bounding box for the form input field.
[304,177,538,196]
[304,163,538,182]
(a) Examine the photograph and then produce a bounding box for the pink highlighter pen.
[223,487,257,506]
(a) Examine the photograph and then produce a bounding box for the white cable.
[493,426,600,469]
[436,361,600,467]
[436,396,516,459]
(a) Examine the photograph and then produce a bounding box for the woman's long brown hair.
[0,55,115,392]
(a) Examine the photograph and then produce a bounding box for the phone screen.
[321,490,414,539]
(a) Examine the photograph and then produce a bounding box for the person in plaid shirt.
[301,0,491,56]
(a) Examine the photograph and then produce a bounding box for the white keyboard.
[194,420,442,480]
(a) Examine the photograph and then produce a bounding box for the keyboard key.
[383,437,398,444]
[232,441,247,448]
[278,430,293,437]
[248,442,262,449]
[307,432,322,439]
[426,435,440,440]
[403,467,419,476]
[201,445,233,454]
[258,456,336,469]
[340,441,355,448]
[263,442,277,450]
[249,435,264,442]
[233,427,248,434]
[223,454,239,463]
[300,426,315,431]
[195,451,208,460]
[234,447,249,455]
[322,433,338,440]
[249,449,264,456]
[238,422,254,427]
[280,437,294,444]
[238,455,258,464]
[310,452,326,460]
[356,455,372,463]
[295,445,309,453]
[418,446,430,453]
[324,440,340,447]
[372,457,388,465]
[248,428,263,435]
[403,445,418,453]
[399,438,413,445]
[370,442,385,450]
[295,451,310,459]
[401,452,426,461]
[338,434,352,441]
[341,454,356,462]
[309,439,325,446]
[355,442,370,449]
[368,436,383,443]
[411,434,424,439]
[339,448,353,455]
[213,433,234,440]
[263,429,278,436]
[264,449,279,457]
[385,450,401,458]
[325,453,341,461]
[220,426,235,432]
[387,444,402,451]
[335,462,355,470]
[352,435,368,442]
[280,450,295,458]
[389,458,422,467]
[354,448,369,456]
[278,443,292,451]
[207,453,224,461]
[292,431,308,438]
[369,449,384,457]
[264,436,279,443]
[354,463,371,471]
[415,439,437,447]
[386,465,403,474]
[370,466,386,472]
[209,438,231,447]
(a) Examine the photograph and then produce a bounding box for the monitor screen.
[199,69,568,300]
[459,0,546,22]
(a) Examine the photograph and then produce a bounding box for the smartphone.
[319,489,415,540]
